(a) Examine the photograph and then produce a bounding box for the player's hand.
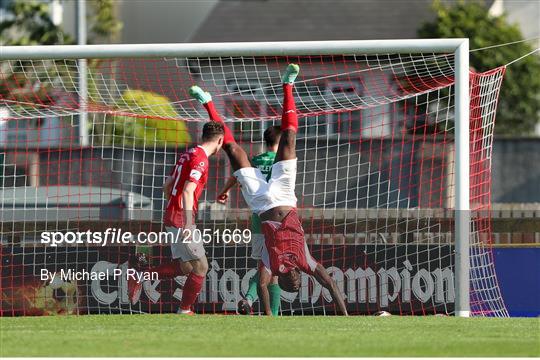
[217,192,229,204]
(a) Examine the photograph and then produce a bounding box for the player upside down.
[191,64,348,316]
[216,126,283,316]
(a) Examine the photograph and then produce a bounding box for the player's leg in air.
[191,86,284,316]
[256,64,348,315]
[190,65,347,315]
[190,85,268,315]
[128,120,225,315]
[189,85,250,171]
[190,85,279,315]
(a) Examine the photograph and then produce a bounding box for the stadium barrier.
[2,213,538,316]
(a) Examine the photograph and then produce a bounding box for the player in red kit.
[128,121,224,315]
[190,64,348,316]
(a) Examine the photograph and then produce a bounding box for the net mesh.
[0,51,507,316]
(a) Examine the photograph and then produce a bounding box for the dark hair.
[278,269,301,292]
[202,121,225,142]
[264,125,281,147]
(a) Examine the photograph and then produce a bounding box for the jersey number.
[170,164,183,196]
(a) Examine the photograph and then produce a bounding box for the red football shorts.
[261,209,318,275]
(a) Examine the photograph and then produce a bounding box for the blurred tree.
[0,1,187,148]
[0,0,73,46]
[0,1,73,112]
[88,0,123,43]
[418,0,540,135]
[0,0,123,45]
[104,90,191,147]
[0,0,122,106]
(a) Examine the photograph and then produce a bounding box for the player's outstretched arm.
[189,85,250,171]
[313,264,348,315]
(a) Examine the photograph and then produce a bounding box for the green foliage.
[0,0,117,106]
[418,0,540,135]
[108,90,191,147]
[0,0,123,45]
[0,0,73,45]
[0,0,75,107]
[88,0,123,43]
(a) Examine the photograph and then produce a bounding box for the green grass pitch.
[1,315,538,357]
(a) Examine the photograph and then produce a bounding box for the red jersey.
[261,210,318,275]
[163,146,209,228]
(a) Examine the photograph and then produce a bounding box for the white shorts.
[233,159,297,215]
[166,226,205,261]
[250,233,265,260]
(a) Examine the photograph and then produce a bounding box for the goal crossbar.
[0,39,467,59]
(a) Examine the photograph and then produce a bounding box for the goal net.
[0,41,508,317]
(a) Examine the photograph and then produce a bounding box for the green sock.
[245,272,259,304]
[281,63,300,84]
[188,85,212,104]
[268,283,281,316]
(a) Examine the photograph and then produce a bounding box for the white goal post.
[0,39,475,316]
